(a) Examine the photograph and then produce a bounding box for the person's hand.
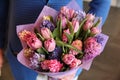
[0,49,4,69]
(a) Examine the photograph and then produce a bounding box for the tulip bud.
[83,20,93,31]
[44,38,56,52]
[62,29,70,43]
[40,27,52,39]
[58,14,67,29]
[69,9,75,19]
[72,40,83,50]
[90,27,101,35]
[70,58,81,69]
[72,19,79,33]
[62,54,75,65]
[27,38,42,50]
[86,14,95,22]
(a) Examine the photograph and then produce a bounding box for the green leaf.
[67,21,74,35]
[59,19,62,38]
[36,48,45,54]
[34,28,45,41]
[37,33,45,41]
[93,18,101,27]
[75,18,87,39]
[62,46,65,53]
[56,40,83,54]
[83,29,91,41]
[53,20,61,40]
[41,47,49,54]
[65,32,73,44]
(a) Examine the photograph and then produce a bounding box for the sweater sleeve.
[88,0,111,25]
[0,0,9,49]
[47,0,83,11]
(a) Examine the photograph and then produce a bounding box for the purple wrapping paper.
[17,0,109,79]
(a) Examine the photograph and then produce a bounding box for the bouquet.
[17,0,108,79]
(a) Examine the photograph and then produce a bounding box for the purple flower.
[83,37,102,60]
[47,47,62,61]
[74,10,86,21]
[41,20,55,32]
[29,53,45,69]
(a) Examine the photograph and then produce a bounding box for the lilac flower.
[29,53,45,69]
[74,10,86,21]
[41,20,55,32]
[83,37,102,60]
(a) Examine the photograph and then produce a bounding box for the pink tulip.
[60,6,69,16]
[90,27,101,35]
[19,30,42,50]
[61,16,67,29]
[70,58,81,69]
[83,20,93,31]
[40,27,51,39]
[69,49,78,55]
[69,9,75,19]
[72,19,79,33]
[62,29,70,43]
[44,38,56,52]
[27,37,42,50]
[62,54,75,65]
[71,40,83,50]
[19,30,36,42]
[86,14,95,21]
[58,14,67,29]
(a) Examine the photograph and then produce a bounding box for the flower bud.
[83,20,93,31]
[69,9,75,19]
[72,40,83,50]
[62,29,70,43]
[40,27,52,39]
[62,54,75,65]
[86,14,95,21]
[44,38,56,52]
[27,38,42,50]
[90,27,101,35]
[70,58,81,69]
[72,19,79,33]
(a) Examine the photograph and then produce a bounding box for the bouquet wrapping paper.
[17,0,109,79]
